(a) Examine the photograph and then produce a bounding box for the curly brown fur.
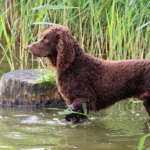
[28,25,150,122]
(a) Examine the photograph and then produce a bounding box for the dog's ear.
[56,32,75,71]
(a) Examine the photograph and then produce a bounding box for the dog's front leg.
[64,98,89,123]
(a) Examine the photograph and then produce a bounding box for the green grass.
[35,69,56,86]
[0,0,150,72]
[58,103,99,119]
[138,133,150,150]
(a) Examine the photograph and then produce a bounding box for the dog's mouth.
[28,46,48,57]
[28,44,53,57]
[28,44,33,50]
[28,45,40,57]
[28,45,34,54]
[29,50,40,57]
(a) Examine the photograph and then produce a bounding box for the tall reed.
[0,0,150,71]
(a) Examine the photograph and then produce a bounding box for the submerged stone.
[0,69,65,107]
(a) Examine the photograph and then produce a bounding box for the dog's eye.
[44,36,49,42]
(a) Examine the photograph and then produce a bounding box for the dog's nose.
[28,44,33,50]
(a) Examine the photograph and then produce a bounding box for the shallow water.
[0,100,149,150]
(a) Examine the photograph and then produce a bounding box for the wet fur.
[29,25,150,122]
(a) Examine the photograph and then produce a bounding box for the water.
[0,101,149,150]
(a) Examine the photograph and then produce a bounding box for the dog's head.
[28,25,75,71]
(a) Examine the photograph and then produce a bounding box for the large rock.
[0,69,65,107]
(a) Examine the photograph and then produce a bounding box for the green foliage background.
[0,0,150,71]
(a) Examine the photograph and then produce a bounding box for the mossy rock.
[0,69,65,107]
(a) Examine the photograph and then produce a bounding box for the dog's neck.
[73,38,85,56]
[47,51,57,68]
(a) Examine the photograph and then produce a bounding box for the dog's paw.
[64,113,82,123]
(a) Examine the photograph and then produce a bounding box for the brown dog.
[28,25,150,122]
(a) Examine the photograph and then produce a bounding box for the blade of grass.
[138,134,150,150]
[1,17,14,70]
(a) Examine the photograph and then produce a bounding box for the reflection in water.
[0,100,149,150]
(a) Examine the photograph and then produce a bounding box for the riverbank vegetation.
[0,0,150,72]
